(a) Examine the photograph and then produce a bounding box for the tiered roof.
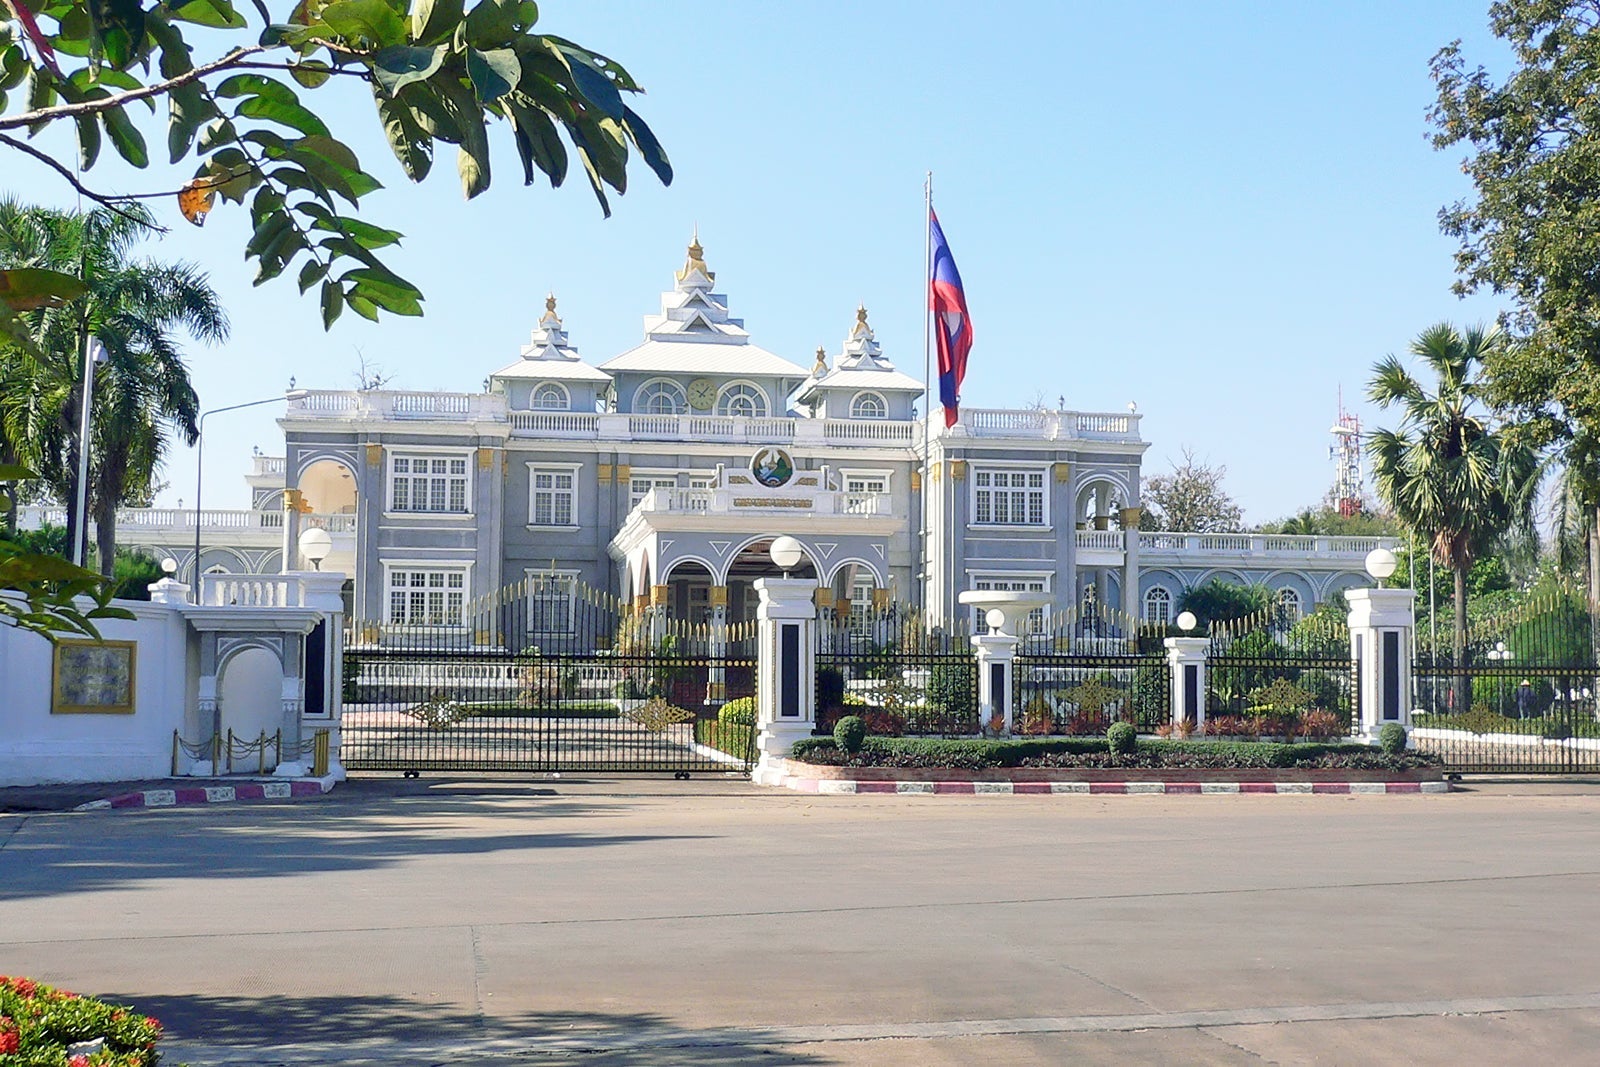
[490,295,612,382]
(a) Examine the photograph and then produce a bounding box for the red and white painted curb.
[777,778,1451,796]
[74,776,338,812]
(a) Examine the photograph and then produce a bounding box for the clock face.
[687,377,717,410]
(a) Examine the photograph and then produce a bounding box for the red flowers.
[0,976,165,1064]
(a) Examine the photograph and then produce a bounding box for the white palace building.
[19,238,1391,630]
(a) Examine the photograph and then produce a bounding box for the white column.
[972,626,1021,734]
[292,570,348,778]
[1345,587,1416,742]
[751,576,818,785]
[1165,636,1210,732]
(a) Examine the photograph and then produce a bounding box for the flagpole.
[920,172,933,624]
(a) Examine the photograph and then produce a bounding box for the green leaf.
[320,0,407,46]
[289,59,333,88]
[298,259,328,294]
[505,97,564,185]
[410,0,464,45]
[342,267,423,315]
[549,39,622,120]
[171,0,248,29]
[167,80,216,163]
[216,73,300,102]
[87,0,148,69]
[0,268,87,311]
[235,93,332,137]
[457,144,487,199]
[463,0,530,48]
[346,292,381,321]
[369,43,446,96]
[622,103,671,186]
[285,135,382,204]
[320,279,344,328]
[75,113,102,169]
[465,45,518,103]
[377,90,433,180]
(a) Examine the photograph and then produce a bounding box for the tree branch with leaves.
[0,0,671,332]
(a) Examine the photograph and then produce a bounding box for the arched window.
[636,379,687,415]
[1277,587,1303,624]
[532,382,569,410]
[716,382,767,418]
[850,391,887,419]
[1144,586,1172,624]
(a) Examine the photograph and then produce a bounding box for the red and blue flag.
[929,209,973,427]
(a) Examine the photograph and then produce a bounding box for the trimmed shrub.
[1378,722,1407,755]
[834,715,868,754]
[695,719,755,761]
[783,735,1439,771]
[1107,721,1136,754]
[927,657,977,718]
[718,696,758,726]
[0,975,165,1064]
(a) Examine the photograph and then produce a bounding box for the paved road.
[2,776,1599,1064]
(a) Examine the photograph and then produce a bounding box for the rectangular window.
[973,468,1046,526]
[846,475,888,494]
[528,572,577,637]
[386,568,465,626]
[390,455,470,514]
[629,475,677,510]
[531,468,576,526]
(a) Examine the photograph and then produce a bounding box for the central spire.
[676,230,714,286]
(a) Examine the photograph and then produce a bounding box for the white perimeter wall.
[0,600,192,787]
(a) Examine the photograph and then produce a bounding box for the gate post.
[1345,587,1416,742]
[1164,637,1210,733]
[751,576,818,785]
[971,611,1021,735]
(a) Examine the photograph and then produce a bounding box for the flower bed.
[0,976,164,1065]
[786,736,1441,778]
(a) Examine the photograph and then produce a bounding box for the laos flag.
[929,208,973,427]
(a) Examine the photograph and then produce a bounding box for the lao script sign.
[53,639,137,714]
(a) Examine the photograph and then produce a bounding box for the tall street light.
[71,337,107,568]
[192,388,307,602]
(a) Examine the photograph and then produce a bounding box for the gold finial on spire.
[540,291,561,326]
[546,292,557,315]
[857,304,869,326]
[677,230,712,284]
[812,346,828,375]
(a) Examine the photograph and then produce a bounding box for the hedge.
[787,735,1439,771]
[0,975,165,1064]
[695,719,755,761]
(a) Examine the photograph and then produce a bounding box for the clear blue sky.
[4,1,1513,521]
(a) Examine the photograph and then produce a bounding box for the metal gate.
[1205,607,1358,738]
[1013,607,1172,735]
[815,604,977,736]
[1412,588,1600,773]
[341,576,756,773]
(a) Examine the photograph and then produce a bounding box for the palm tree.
[0,200,226,575]
[1368,323,1540,686]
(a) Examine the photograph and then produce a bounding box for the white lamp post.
[71,338,107,568]
[298,526,333,571]
[1176,610,1198,633]
[1486,640,1514,713]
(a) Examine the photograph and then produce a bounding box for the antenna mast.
[1329,387,1363,517]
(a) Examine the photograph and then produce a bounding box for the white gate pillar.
[1345,587,1416,741]
[1165,637,1210,732]
[752,576,818,785]
[971,619,1021,735]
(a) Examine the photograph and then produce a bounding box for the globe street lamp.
[1364,547,1398,582]
[769,535,804,577]
[298,526,333,571]
[1486,640,1514,714]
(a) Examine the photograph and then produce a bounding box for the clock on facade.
[687,377,717,411]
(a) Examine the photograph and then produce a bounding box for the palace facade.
[20,238,1391,630]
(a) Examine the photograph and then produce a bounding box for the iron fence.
[1205,606,1357,738]
[341,575,756,773]
[815,604,978,736]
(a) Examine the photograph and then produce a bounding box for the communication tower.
[1328,389,1363,517]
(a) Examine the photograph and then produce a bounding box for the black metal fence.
[341,576,756,773]
[1205,607,1357,739]
[815,604,978,736]
[1013,606,1172,735]
[1412,588,1600,772]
